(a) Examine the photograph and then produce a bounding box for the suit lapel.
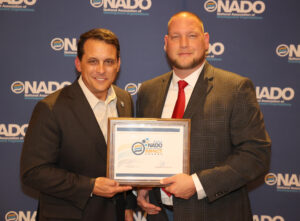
[155,72,173,118]
[184,62,214,119]
[67,81,107,160]
[116,100,125,117]
[113,85,128,117]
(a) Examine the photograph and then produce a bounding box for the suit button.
[215,192,223,197]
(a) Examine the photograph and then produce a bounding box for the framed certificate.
[107,118,190,186]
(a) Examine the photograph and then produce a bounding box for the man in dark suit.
[20,28,135,221]
[136,12,271,221]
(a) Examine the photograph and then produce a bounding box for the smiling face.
[164,13,209,78]
[75,39,120,101]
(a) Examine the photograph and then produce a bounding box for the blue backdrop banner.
[1,1,299,220]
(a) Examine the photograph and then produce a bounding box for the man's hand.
[92,177,132,198]
[125,209,134,221]
[161,173,196,199]
[137,189,161,215]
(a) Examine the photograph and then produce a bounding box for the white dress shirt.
[78,76,118,143]
[161,64,207,205]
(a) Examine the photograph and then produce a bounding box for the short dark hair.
[77,28,120,60]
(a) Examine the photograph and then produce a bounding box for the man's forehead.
[168,16,203,33]
[84,39,107,48]
[83,40,117,54]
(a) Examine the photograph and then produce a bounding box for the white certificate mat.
[107,118,190,186]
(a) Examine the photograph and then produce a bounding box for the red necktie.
[162,80,188,197]
[172,80,188,119]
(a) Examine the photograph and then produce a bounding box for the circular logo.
[204,0,217,12]
[11,81,25,94]
[5,211,18,221]
[90,0,103,8]
[139,0,152,10]
[265,173,277,186]
[276,44,289,57]
[132,142,145,155]
[125,83,138,95]
[51,38,64,51]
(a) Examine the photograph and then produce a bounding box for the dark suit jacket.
[20,80,134,221]
[136,62,271,221]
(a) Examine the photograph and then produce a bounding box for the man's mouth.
[95,77,106,81]
[178,52,192,56]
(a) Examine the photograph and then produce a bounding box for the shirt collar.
[78,75,117,109]
[171,63,205,89]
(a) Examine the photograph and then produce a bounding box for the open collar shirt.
[78,76,118,143]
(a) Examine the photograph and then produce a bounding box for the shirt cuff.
[90,178,96,197]
[191,173,207,200]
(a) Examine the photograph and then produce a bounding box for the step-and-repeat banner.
[1,1,299,220]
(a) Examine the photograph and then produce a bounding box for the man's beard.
[166,54,205,70]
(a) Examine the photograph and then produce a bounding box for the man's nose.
[96,62,105,73]
[179,36,189,48]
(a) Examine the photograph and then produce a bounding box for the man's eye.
[104,60,115,65]
[189,34,197,38]
[88,60,98,64]
[171,35,179,40]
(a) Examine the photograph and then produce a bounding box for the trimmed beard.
[166,54,205,70]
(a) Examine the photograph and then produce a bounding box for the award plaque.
[107,118,190,186]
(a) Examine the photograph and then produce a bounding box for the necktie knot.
[178,80,188,90]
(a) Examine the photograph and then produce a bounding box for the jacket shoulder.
[39,83,74,110]
[210,64,249,83]
[140,72,172,90]
[40,89,63,110]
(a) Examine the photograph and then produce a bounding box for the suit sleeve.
[20,101,94,210]
[197,78,271,202]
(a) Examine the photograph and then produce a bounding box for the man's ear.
[164,35,168,52]
[75,57,81,72]
[117,57,121,72]
[204,32,210,51]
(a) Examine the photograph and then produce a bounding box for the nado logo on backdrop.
[265,173,300,193]
[51,37,77,57]
[90,0,152,16]
[11,81,71,100]
[204,0,266,19]
[0,0,36,12]
[0,123,28,143]
[125,82,141,95]
[253,214,285,221]
[276,44,300,64]
[5,210,36,221]
[206,42,225,61]
[256,86,295,106]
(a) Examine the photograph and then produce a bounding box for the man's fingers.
[160,176,174,185]
[125,209,134,221]
[101,185,132,198]
[115,185,132,193]
[139,201,161,214]
[162,174,196,199]
[93,177,132,197]
[137,190,161,214]
[138,198,161,212]
[95,177,117,186]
